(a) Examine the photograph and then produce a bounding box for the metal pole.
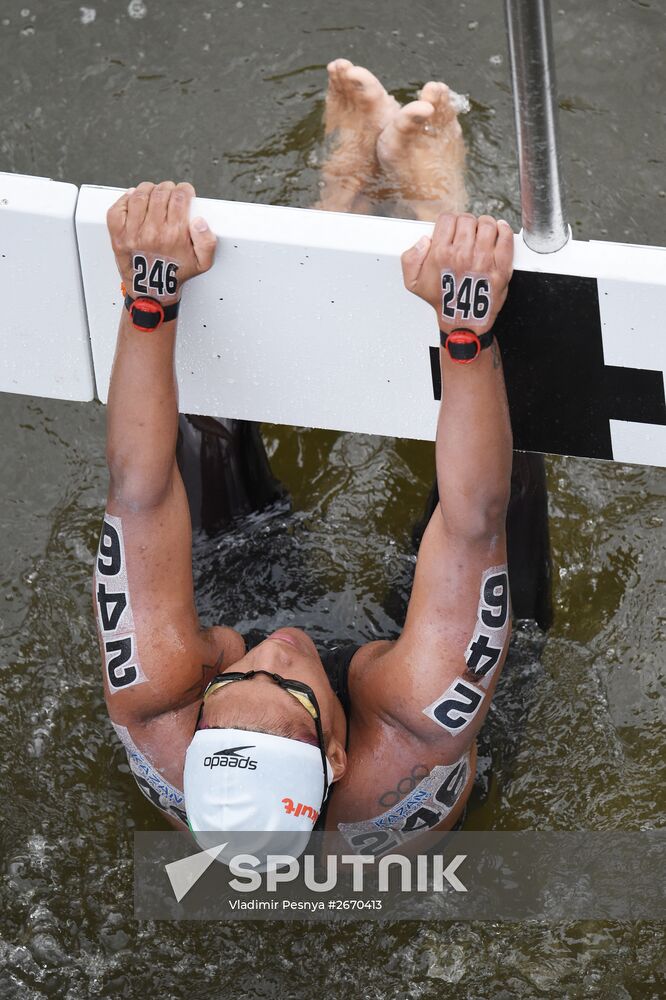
[505,0,570,252]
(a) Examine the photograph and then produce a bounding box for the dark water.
[1,0,665,996]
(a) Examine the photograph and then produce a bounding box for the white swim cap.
[183,728,333,865]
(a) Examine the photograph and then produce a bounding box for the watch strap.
[122,287,181,330]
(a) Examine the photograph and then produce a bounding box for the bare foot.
[316,59,399,213]
[376,81,467,220]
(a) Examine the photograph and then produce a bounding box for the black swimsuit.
[319,643,359,735]
[314,643,360,829]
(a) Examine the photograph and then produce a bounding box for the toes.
[327,58,353,91]
[420,81,447,104]
[392,99,435,135]
[420,81,457,126]
[327,58,352,73]
[343,64,386,103]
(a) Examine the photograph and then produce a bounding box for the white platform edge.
[0,172,95,401]
[2,173,666,470]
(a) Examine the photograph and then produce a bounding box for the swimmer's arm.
[356,358,512,763]
[102,245,200,719]
[97,465,239,724]
[352,215,514,749]
[101,237,200,719]
[106,308,180,507]
[433,337,512,540]
[96,183,222,723]
[406,212,513,542]
[99,393,208,722]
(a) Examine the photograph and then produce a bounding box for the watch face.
[130,297,164,331]
[447,329,481,364]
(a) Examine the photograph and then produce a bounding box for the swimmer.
[97,71,514,860]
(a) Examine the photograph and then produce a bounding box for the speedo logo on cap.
[203,745,258,770]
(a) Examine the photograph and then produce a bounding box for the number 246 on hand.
[441,272,491,324]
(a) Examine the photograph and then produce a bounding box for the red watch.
[121,284,181,331]
[440,327,494,364]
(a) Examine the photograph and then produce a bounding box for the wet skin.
[317,59,467,218]
[99,67,513,843]
[200,628,348,776]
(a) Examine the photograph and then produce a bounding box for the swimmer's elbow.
[106,457,174,513]
[439,490,509,543]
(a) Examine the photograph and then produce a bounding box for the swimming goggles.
[196,669,329,801]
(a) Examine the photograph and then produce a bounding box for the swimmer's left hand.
[107,181,217,302]
[401,213,514,333]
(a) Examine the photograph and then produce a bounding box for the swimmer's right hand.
[401,213,514,333]
[106,181,217,302]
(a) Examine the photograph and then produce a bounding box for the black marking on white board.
[429,271,666,461]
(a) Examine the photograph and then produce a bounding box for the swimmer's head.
[183,628,347,863]
[199,628,347,749]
